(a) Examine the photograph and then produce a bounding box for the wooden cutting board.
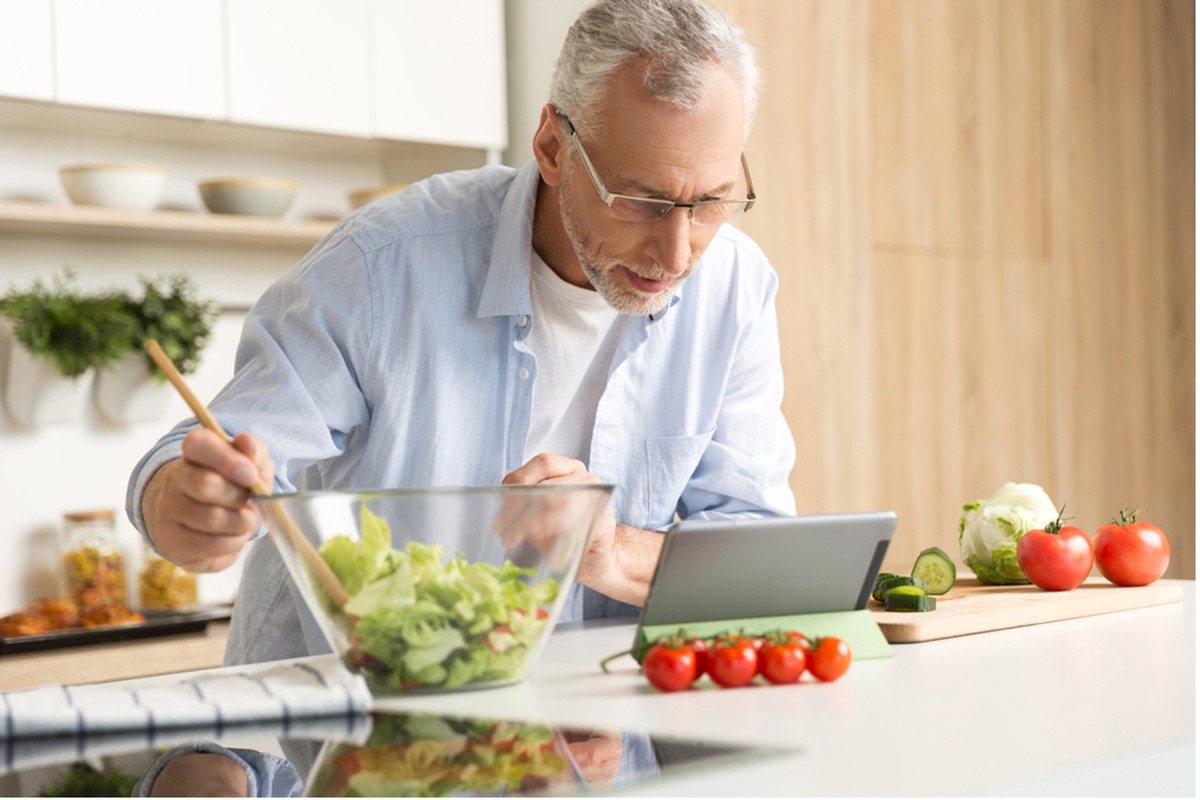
[869,577,1183,643]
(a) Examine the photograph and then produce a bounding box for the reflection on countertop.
[1,708,794,797]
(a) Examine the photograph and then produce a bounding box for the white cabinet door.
[371,0,507,150]
[0,1,53,101]
[54,0,225,120]
[226,0,372,137]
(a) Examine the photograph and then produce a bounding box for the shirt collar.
[478,160,541,319]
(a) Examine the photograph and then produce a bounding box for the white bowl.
[347,182,409,210]
[59,164,168,212]
[199,177,297,217]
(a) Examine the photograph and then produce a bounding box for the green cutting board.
[638,608,892,659]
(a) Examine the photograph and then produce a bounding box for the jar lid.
[63,508,117,522]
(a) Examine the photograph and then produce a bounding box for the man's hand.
[519,729,623,792]
[562,729,623,787]
[501,453,617,581]
[502,453,660,607]
[141,428,275,573]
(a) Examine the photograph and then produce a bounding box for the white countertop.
[9,581,1193,796]
[372,580,1195,796]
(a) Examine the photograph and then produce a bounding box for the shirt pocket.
[642,428,716,529]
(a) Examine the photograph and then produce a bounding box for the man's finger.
[174,461,253,511]
[502,453,587,485]
[181,429,261,489]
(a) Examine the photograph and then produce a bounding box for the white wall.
[503,0,590,167]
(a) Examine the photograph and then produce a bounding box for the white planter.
[4,343,91,428]
[94,352,169,425]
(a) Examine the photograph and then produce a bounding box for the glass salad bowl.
[253,485,613,695]
[306,711,587,796]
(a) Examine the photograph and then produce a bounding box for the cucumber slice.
[884,593,937,612]
[911,547,957,595]
[876,575,927,596]
[884,584,927,598]
[871,572,900,602]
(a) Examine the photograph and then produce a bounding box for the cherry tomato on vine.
[759,638,806,684]
[806,636,852,682]
[1093,509,1170,586]
[786,630,811,650]
[687,638,709,679]
[708,637,759,687]
[1017,507,1094,591]
[641,641,697,692]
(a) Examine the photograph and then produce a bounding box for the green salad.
[308,713,570,797]
[316,507,559,690]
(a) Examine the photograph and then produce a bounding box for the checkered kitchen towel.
[0,656,370,739]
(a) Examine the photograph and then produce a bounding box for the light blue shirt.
[126,160,796,667]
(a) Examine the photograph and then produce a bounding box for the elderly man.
[129,0,794,673]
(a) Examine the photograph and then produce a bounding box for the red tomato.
[642,642,697,692]
[1093,510,1170,586]
[806,637,852,682]
[786,630,811,650]
[687,638,709,679]
[759,640,806,684]
[708,638,759,688]
[1016,512,1094,591]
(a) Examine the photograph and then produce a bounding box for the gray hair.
[549,0,760,139]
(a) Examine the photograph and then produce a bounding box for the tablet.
[636,511,898,629]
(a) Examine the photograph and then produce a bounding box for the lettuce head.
[958,482,1059,584]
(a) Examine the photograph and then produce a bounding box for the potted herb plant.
[1,270,134,428]
[94,274,216,424]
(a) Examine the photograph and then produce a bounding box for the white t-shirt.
[523,251,628,464]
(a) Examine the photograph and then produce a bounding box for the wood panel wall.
[712,0,1195,578]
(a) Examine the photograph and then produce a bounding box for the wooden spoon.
[144,339,351,609]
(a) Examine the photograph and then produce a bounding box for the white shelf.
[0,200,336,249]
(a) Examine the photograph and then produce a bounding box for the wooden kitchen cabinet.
[0,1,53,102]
[226,0,373,137]
[54,0,225,120]
[371,0,508,151]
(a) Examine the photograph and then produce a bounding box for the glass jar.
[139,547,198,611]
[59,508,127,610]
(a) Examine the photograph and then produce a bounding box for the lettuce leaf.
[319,505,392,596]
[318,507,559,690]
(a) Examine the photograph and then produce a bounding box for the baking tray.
[0,606,232,656]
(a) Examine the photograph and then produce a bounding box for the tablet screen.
[637,512,897,628]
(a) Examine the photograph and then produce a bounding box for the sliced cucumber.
[875,575,927,597]
[871,572,900,602]
[884,593,937,612]
[883,583,927,598]
[911,547,957,595]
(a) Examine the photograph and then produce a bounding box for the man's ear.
[532,104,567,187]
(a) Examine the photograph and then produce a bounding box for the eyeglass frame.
[555,109,756,226]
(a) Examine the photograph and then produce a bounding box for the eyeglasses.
[556,110,756,227]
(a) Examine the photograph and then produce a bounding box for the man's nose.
[647,206,695,275]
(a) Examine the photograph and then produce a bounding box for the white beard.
[559,186,696,316]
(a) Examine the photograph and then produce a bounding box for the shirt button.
[518,315,528,327]
[518,367,530,381]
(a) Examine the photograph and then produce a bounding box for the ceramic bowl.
[253,484,612,695]
[347,182,409,210]
[59,164,169,212]
[198,177,298,217]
